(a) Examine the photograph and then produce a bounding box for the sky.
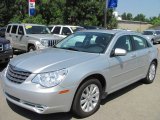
[116,0,160,18]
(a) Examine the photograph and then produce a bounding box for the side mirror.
[113,48,127,56]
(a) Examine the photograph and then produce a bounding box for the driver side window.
[114,35,132,52]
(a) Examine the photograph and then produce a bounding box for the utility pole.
[104,0,108,28]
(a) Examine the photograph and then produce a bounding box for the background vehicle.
[0,37,13,64]
[1,30,158,118]
[81,25,106,30]
[48,25,83,38]
[0,27,6,37]
[143,29,160,44]
[5,23,63,52]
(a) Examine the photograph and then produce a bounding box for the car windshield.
[56,32,114,53]
[143,31,154,35]
[155,31,160,35]
[25,25,51,34]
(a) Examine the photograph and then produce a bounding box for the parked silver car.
[5,24,63,52]
[143,29,160,44]
[1,30,158,118]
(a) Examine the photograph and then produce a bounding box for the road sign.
[107,0,118,8]
[29,0,35,16]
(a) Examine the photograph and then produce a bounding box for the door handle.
[9,34,11,37]
[16,36,18,38]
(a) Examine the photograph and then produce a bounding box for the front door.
[108,35,138,92]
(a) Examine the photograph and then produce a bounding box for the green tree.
[150,16,160,26]
[2,0,117,29]
[126,13,133,20]
[121,12,127,20]
[0,0,16,26]
[121,12,133,20]
[134,14,146,22]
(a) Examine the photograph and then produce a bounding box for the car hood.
[27,34,63,40]
[9,48,99,73]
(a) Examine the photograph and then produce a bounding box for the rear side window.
[11,25,18,34]
[62,27,72,35]
[132,35,147,50]
[18,26,24,35]
[6,25,11,33]
[52,27,61,34]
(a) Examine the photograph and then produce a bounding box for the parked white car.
[48,25,83,38]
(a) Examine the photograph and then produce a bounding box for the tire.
[143,61,157,84]
[151,39,155,45]
[72,78,102,118]
[28,45,36,52]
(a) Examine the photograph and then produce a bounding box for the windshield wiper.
[62,47,79,51]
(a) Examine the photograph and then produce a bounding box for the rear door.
[131,35,151,77]
[108,35,138,92]
[10,25,18,49]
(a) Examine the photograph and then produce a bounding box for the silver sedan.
[1,30,158,118]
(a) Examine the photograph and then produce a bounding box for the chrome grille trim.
[48,40,61,47]
[0,44,3,51]
[6,65,32,84]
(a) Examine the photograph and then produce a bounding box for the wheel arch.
[71,73,107,108]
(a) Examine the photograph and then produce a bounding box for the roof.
[8,23,46,26]
[48,25,81,27]
[77,29,139,35]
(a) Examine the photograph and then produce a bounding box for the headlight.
[32,69,68,88]
[4,43,12,50]
[41,39,49,47]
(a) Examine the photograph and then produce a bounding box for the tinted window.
[155,31,160,35]
[25,25,50,34]
[11,25,18,34]
[143,31,154,35]
[52,27,61,34]
[62,27,71,35]
[6,25,11,33]
[132,36,147,50]
[114,35,132,52]
[18,26,24,35]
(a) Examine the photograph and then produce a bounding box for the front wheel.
[28,45,36,52]
[143,61,157,84]
[72,78,102,118]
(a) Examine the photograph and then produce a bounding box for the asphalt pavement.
[0,44,160,120]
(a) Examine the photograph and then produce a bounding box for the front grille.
[6,65,32,84]
[48,40,61,47]
[0,44,3,51]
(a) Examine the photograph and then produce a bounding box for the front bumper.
[1,70,76,114]
[0,49,13,64]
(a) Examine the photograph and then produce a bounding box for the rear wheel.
[143,61,157,84]
[72,78,102,118]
